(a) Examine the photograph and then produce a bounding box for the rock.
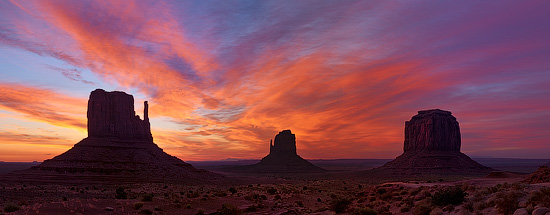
[87,89,152,141]
[270,130,297,156]
[523,166,550,184]
[105,207,114,211]
[231,130,324,173]
[404,109,460,152]
[18,89,222,183]
[533,207,550,215]
[513,208,529,215]
[376,109,491,175]
[519,200,528,208]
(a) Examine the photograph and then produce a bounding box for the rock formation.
[20,89,221,183]
[404,109,460,152]
[378,109,491,175]
[87,89,152,141]
[233,130,324,173]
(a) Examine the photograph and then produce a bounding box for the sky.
[0,0,549,162]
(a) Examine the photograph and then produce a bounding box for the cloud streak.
[0,0,549,160]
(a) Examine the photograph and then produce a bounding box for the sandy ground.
[1,159,549,214]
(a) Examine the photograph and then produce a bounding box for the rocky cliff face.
[26,89,221,183]
[404,109,460,152]
[269,130,297,156]
[87,89,152,141]
[378,109,491,175]
[231,130,324,173]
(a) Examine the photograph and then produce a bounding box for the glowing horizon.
[1,0,549,162]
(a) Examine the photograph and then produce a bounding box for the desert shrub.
[142,193,154,202]
[429,207,443,215]
[431,186,466,206]
[219,204,242,215]
[413,203,431,215]
[140,209,153,214]
[380,192,393,201]
[267,187,277,195]
[331,198,352,213]
[473,201,487,211]
[528,186,550,207]
[351,207,378,215]
[115,187,127,199]
[4,202,20,212]
[187,192,200,198]
[463,201,474,212]
[494,191,522,215]
[376,188,387,195]
[185,204,192,209]
[133,202,144,210]
[196,209,205,215]
[410,187,422,196]
[229,187,237,195]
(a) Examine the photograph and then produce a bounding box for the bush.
[4,202,20,212]
[331,198,352,213]
[140,209,153,215]
[133,202,144,210]
[413,204,431,215]
[528,187,550,207]
[494,191,522,215]
[115,187,127,199]
[267,187,277,195]
[351,207,378,215]
[377,188,387,195]
[219,204,242,215]
[431,186,466,206]
[228,187,237,195]
[429,207,443,215]
[142,193,154,202]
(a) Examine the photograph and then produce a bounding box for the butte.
[232,130,325,173]
[16,89,221,183]
[375,109,492,176]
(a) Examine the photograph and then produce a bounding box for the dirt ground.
[1,159,549,215]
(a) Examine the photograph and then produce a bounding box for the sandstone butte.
[20,89,221,183]
[378,109,492,175]
[234,130,325,173]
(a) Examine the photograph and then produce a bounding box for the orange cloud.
[0,83,87,131]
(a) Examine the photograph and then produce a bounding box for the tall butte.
[27,89,221,182]
[235,130,324,173]
[378,109,491,175]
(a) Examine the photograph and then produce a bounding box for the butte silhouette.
[232,130,324,173]
[375,109,491,175]
[21,89,221,182]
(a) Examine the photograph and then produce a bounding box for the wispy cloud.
[0,0,549,160]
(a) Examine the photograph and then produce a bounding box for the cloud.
[45,65,94,84]
[0,0,549,160]
[0,83,87,130]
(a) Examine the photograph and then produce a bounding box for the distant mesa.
[20,89,221,182]
[232,130,325,173]
[377,109,492,175]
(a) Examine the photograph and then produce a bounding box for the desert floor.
[1,158,549,215]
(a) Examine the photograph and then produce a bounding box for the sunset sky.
[1,0,549,162]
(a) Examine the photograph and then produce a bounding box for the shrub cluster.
[431,186,466,206]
